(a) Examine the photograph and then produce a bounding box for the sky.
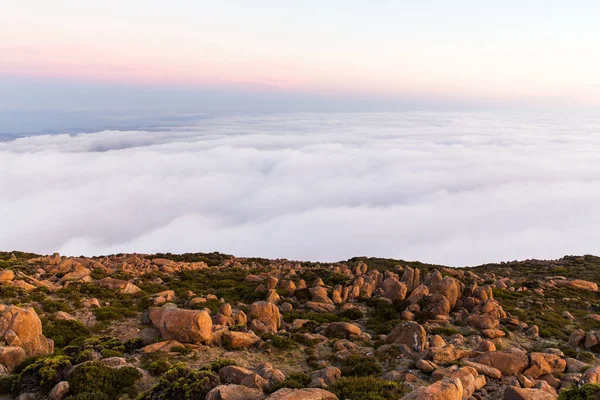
[1,2,600,265]
[2,0,600,131]
[2,113,600,266]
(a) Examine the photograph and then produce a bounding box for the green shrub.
[171,346,193,355]
[340,354,382,377]
[93,306,136,321]
[43,319,90,348]
[40,299,71,313]
[137,362,219,400]
[282,311,340,324]
[271,335,297,350]
[0,375,18,395]
[67,393,110,400]
[429,326,460,336]
[267,372,311,393]
[577,351,596,364]
[13,355,71,395]
[200,358,238,373]
[339,308,364,320]
[330,377,406,400]
[559,383,600,400]
[68,362,141,399]
[64,336,125,363]
[124,338,144,353]
[148,360,172,376]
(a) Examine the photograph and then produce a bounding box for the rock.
[140,340,185,353]
[0,270,15,282]
[556,279,598,292]
[265,388,338,400]
[248,301,282,332]
[54,311,76,321]
[324,322,361,338]
[407,284,429,304]
[523,353,565,379]
[48,381,70,400]
[206,384,266,400]
[0,346,26,373]
[568,329,585,348]
[462,360,502,379]
[474,350,529,376]
[223,331,261,348]
[148,307,212,343]
[431,276,461,308]
[382,277,408,302]
[401,377,463,400]
[305,302,336,313]
[310,287,333,305]
[385,321,427,352]
[309,366,341,388]
[0,305,53,356]
[565,357,587,373]
[255,363,285,385]
[502,386,557,400]
[417,359,439,373]
[402,267,420,291]
[83,298,100,308]
[581,365,600,385]
[219,366,269,390]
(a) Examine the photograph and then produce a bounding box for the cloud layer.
[2,112,600,266]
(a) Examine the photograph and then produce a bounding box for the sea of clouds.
[2,112,600,266]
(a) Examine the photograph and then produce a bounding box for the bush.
[13,356,71,395]
[330,377,406,400]
[124,338,144,353]
[171,346,193,355]
[68,362,141,399]
[340,354,382,377]
[339,308,364,320]
[0,375,18,395]
[64,336,125,363]
[577,351,596,364]
[200,358,238,373]
[559,383,600,400]
[93,306,136,321]
[271,335,297,350]
[137,362,219,400]
[267,372,311,393]
[148,360,172,376]
[43,319,90,348]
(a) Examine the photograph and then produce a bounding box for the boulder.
[0,305,53,356]
[0,346,26,373]
[223,331,261,349]
[385,321,427,352]
[431,276,461,308]
[249,301,281,331]
[0,270,15,282]
[581,365,600,385]
[206,384,266,400]
[382,277,408,302]
[401,377,463,400]
[48,381,70,400]
[148,307,212,343]
[473,350,529,376]
[265,388,338,400]
[309,367,341,388]
[324,322,361,338]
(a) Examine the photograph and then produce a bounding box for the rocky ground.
[1,252,600,399]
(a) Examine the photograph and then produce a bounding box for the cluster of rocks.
[1,252,600,399]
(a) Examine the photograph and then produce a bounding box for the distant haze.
[2,113,600,266]
[2,1,600,122]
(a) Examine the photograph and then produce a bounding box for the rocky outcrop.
[402,377,463,400]
[0,305,53,357]
[385,321,427,352]
[265,388,338,400]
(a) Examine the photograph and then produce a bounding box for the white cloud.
[1,112,600,266]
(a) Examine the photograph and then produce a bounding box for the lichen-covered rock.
[385,321,427,351]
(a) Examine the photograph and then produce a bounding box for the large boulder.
[0,305,53,357]
[310,287,333,305]
[248,301,282,333]
[401,377,463,400]
[265,388,338,400]
[385,321,427,351]
[381,277,408,302]
[309,367,341,388]
[556,279,598,292]
[523,353,566,379]
[430,276,461,308]
[473,350,529,376]
[148,307,212,344]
